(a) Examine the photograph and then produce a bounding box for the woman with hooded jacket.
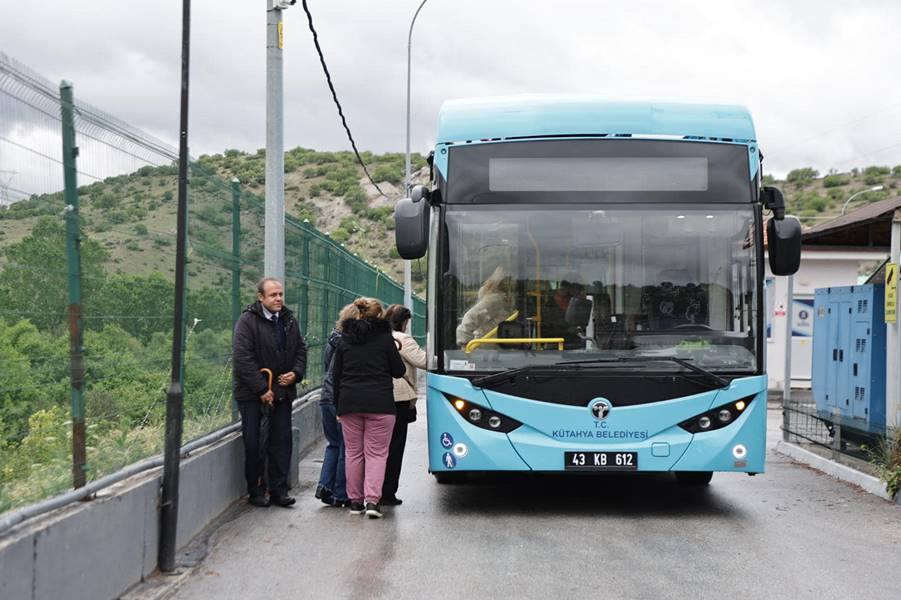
[333,297,405,518]
[314,303,359,507]
[381,304,427,506]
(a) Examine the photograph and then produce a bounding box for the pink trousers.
[341,413,396,505]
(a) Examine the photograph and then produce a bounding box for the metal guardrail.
[0,389,319,536]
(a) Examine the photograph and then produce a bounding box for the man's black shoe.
[271,495,296,508]
[248,495,270,507]
[365,502,383,519]
[381,496,403,506]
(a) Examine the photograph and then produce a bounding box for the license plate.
[564,451,638,471]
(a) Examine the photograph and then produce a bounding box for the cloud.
[1,0,900,183]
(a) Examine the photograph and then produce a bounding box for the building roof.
[802,195,901,247]
[436,96,757,144]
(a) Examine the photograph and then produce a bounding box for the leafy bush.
[330,227,350,243]
[823,175,848,188]
[786,167,818,184]
[133,224,149,236]
[865,428,901,498]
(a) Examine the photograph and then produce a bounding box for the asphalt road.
[172,408,901,600]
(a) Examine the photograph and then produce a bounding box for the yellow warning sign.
[278,21,284,49]
[886,263,898,323]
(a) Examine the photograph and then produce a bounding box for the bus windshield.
[442,204,758,374]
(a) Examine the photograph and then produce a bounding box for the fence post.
[230,178,241,421]
[60,81,86,489]
[300,220,310,337]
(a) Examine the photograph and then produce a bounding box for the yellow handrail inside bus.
[465,337,565,353]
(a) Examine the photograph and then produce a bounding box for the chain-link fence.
[782,391,885,464]
[0,52,425,512]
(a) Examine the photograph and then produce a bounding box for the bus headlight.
[444,394,522,433]
[679,395,755,434]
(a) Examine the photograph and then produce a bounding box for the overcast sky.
[3,0,901,180]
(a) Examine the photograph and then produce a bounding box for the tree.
[0,217,108,331]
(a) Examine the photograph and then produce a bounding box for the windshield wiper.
[556,356,729,388]
[471,356,730,391]
[470,364,570,389]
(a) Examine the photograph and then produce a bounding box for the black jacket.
[318,329,342,406]
[233,302,307,403]
[333,318,405,416]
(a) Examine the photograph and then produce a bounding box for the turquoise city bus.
[395,96,800,484]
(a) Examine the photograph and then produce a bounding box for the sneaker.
[248,495,270,508]
[348,501,365,514]
[381,496,403,506]
[365,503,383,519]
[316,488,335,506]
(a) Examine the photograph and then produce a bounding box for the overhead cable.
[301,0,387,198]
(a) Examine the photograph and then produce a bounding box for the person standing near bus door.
[382,304,427,506]
[233,277,307,508]
[333,298,405,519]
[315,303,360,508]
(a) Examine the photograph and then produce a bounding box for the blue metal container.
[812,285,886,432]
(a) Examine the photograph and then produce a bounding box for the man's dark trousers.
[238,398,293,500]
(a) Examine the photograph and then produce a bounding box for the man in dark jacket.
[233,277,307,507]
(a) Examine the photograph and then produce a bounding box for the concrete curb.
[774,440,898,504]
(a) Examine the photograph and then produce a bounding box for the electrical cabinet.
[812,285,886,433]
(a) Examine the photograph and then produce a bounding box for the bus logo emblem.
[590,400,611,420]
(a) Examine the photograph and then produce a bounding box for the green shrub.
[133,224,148,235]
[786,167,818,184]
[864,166,890,177]
[330,227,350,243]
[823,175,848,188]
[345,188,368,213]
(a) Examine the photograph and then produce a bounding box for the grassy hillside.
[2,153,899,294]
[766,165,901,225]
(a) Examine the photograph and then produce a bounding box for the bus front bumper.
[426,373,767,475]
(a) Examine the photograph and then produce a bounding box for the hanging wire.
[300,0,387,198]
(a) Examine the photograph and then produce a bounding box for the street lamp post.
[404,0,428,321]
[841,185,884,216]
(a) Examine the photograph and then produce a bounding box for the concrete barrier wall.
[0,396,322,600]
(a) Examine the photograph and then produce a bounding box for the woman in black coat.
[332,297,405,518]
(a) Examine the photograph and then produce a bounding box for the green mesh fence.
[0,53,425,513]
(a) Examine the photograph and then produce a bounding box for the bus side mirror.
[395,185,430,259]
[767,216,801,276]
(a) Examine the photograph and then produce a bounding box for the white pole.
[887,211,901,428]
[783,275,794,403]
[265,3,285,281]
[404,0,428,329]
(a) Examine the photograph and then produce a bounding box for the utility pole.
[159,0,191,573]
[887,210,901,429]
[404,0,429,327]
[265,0,290,281]
[60,81,86,489]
